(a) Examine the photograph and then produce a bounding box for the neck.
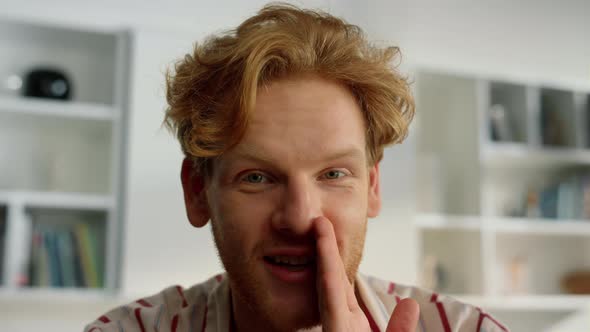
[230,280,369,332]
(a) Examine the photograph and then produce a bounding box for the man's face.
[200,75,380,331]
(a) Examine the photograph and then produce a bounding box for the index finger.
[314,216,354,322]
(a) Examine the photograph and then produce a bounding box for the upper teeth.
[270,256,312,265]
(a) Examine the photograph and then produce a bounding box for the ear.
[181,157,211,227]
[367,162,381,218]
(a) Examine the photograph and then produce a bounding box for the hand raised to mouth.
[314,216,420,332]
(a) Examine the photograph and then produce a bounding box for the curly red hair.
[164,3,414,177]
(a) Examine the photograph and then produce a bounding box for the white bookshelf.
[0,18,130,297]
[413,68,590,329]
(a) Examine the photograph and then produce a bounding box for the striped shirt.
[85,273,509,332]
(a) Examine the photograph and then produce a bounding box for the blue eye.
[324,170,346,180]
[243,172,268,184]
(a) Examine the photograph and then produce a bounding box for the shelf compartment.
[418,228,483,295]
[0,20,119,105]
[540,88,577,148]
[495,233,590,296]
[488,81,528,144]
[480,165,590,218]
[26,207,107,289]
[0,111,113,194]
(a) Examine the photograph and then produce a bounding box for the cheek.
[212,190,277,243]
[320,187,368,244]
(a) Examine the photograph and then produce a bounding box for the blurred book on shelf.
[520,174,590,220]
[26,220,104,289]
[0,209,6,285]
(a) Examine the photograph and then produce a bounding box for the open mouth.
[263,255,315,272]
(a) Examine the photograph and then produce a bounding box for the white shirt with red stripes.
[85,273,509,332]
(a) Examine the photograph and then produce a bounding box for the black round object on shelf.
[23,68,72,100]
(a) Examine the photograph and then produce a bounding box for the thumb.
[386,298,420,332]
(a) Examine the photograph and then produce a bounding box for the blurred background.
[0,0,589,331]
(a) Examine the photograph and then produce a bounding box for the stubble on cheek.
[341,219,368,284]
[326,188,369,284]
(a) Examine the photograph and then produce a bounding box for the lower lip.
[263,259,315,283]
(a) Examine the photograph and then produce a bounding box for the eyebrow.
[231,146,366,165]
[320,147,365,162]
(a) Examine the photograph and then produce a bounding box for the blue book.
[540,184,559,219]
[557,180,570,219]
[46,230,64,287]
[56,229,76,287]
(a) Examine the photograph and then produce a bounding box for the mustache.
[267,230,316,246]
[253,231,317,254]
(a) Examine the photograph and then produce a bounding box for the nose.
[271,176,320,235]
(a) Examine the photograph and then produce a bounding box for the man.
[86,4,508,332]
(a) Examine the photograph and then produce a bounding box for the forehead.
[224,75,368,166]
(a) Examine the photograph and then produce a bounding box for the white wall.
[365,0,590,85]
[121,27,221,295]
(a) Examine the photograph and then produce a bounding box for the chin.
[264,282,320,331]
